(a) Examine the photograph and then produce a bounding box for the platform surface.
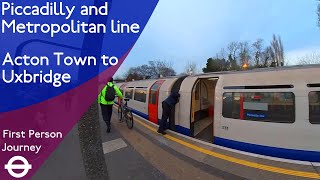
[31,106,320,180]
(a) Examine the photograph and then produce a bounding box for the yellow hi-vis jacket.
[98,82,123,105]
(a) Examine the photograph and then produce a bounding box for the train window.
[222,93,241,119]
[309,91,320,124]
[150,90,157,104]
[151,83,160,90]
[125,88,133,99]
[150,82,163,104]
[134,89,147,103]
[222,92,295,123]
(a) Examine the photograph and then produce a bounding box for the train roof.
[118,64,320,83]
[117,74,188,83]
[190,64,320,77]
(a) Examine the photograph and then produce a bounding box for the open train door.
[191,77,218,143]
[148,80,165,124]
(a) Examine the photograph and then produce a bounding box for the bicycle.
[118,98,134,129]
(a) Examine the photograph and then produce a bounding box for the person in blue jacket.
[157,91,180,135]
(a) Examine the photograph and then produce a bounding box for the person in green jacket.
[98,77,123,133]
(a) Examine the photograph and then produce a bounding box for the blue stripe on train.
[130,108,149,120]
[214,137,320,162]
[124,107,320,162]
[175,126,191,136]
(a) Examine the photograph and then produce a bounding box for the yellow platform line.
[134,118,320,179]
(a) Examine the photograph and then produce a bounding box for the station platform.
[31,105,320,180]
[107,106,320,180]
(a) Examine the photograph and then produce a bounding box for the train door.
[169,75,188,130]
[148,80,165,124]
[191,78,218,142]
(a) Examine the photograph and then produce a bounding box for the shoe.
[157,129,166,135]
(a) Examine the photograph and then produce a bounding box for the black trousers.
[158,102,172,132]
[100,104,113,129]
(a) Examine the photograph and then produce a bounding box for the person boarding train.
[157,91,180,135]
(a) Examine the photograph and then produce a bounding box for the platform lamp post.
[77,0,112,180]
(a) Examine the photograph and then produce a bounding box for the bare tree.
[219,48,227,60]
[270,34,284,67]
[227,41,240,61]
[123,67,144,81]
[238,41,251,67]
[123,60,176,80]
[252,39,264,67]
[261,46,273,67]
[114,75,124,82]
[184,61,198,75]
[150,60,175,77]
[226,42,241,70]
[121,68,131,80]
[135,64,153,78]
[298,52,320,65]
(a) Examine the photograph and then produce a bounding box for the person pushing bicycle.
[98,77,123,133]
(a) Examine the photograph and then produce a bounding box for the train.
[114,65,320,163]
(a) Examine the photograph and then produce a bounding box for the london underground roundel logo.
[4,156,32,178]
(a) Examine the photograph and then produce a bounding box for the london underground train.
[115,65,320,163]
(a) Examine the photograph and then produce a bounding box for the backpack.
[104,84,116,101]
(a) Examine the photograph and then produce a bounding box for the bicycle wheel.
[118,106,122,122]
[126,110,134,129]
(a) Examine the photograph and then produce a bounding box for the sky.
[114,0,320,77]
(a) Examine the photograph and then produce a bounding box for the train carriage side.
[119,80,155,119]
[115,66,320,162]
[213,67,320,162]
[116,77,183,125]
[116,76,188,129]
